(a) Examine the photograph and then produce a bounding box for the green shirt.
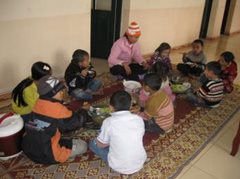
[11,82,39,115]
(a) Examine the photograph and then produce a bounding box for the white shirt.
[97,111,147,174]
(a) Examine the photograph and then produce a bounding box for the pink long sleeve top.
[108,36,145,67]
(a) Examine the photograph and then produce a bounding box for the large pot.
[0,114,24,160]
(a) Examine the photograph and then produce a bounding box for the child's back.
[99,111,146,174]
[145,90,174,131]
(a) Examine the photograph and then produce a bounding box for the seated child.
[148,42,172,70]
[11,61,52,115]
[22,75,89,164]
[186,61,224,108]
[139,61,175,108]
[140,74,174,134]
[177,39,207,77]
[64,49,102,100]
[219,51,237,93]
[89,90,147,174]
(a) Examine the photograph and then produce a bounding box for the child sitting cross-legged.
[139,74,174,134]
[89,90,147,174]
[177,39,207,77]
[21,75,91,164]
[64,49,102,100]
[186,61,224,108]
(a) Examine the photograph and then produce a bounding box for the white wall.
[126,0,205,53]
[0,0,91,94]
[225,0,240,34]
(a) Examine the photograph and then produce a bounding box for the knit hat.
[126,21,141,37]
[37,75,65,98]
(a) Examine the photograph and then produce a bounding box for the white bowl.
[182,82,191,89]
[123,80,142,93]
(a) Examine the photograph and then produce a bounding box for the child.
[11,61,52,115]
[140,74,174,134]
[139,62,175,108]
[186,61,224,108]
[148,42,172,70]
[21,75,89,164]
[177,39,207,77]
[64,49,102,100]
[219,51,238,93]
[89,90,146,174]
[152,61,176,101]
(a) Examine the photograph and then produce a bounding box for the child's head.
[204,61,222,79]
[72,49,90,68]
[37,75,66,100]
[219,51,235,68]
[143,73,162,93]
[152,61,169,81]
[12,61,52,107]
[155,42,171,59]
[32,61,52,81]
[110,90,132,112]
[192,39,204,55]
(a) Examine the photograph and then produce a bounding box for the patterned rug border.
[170,106,240,179]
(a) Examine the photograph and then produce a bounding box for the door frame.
[221,0,231,34]
[199,0,213,38]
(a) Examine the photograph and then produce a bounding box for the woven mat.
[1,74,240,178]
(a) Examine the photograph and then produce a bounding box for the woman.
[108,21,149,81]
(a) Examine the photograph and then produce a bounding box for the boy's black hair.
[143,73,162,91]
[206,61,222,77]
[72,49,89,63]
[155,42,171,54]
[110,90,131,111]
[12,61,52,107]
[220,51,235,64]
[192,39,204,47]
[152,61,169,81]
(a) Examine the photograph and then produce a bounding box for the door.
[221,0,231,34]
[91,0,122,59]
[199,0,213,38]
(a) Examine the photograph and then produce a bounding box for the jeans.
[186,90,205,107]
[71,79,102,100]
[89,139,109,163]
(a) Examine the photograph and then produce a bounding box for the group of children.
[10,37,237,174]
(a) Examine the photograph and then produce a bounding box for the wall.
[226,0,240,34]
[0,0,91,94]
[230,0,240,33]
[126,0,205,54]
[207,0,226,38]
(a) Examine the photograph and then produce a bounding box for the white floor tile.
[179,166,217,179]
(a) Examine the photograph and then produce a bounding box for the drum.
[0,113,24,160]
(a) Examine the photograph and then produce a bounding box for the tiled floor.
[91,34,240,179]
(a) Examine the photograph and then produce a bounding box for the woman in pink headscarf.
[108,21,149,81]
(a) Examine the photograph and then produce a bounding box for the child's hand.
[82,102,91,110]
[142,61,150,70]
[81,69,88,77]
[190,63,198,68]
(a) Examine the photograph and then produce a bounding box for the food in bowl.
[171,84,189,93]
[123,80,142,93]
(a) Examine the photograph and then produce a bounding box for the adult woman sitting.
[108,21,149,81]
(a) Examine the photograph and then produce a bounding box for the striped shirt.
[197,79,224,106]
[143,90,174,131]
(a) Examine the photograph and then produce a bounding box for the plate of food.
[171,82,191,94]
[88,106,111,125]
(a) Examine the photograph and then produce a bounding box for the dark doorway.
[91,0,122,59]
[199,0,213,38]
[221,0,231,34]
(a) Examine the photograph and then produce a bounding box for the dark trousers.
[110,63,147,81]
[144,118,165,134]
[177,63,203,77]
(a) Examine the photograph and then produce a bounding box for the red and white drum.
[0,113,24,160]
